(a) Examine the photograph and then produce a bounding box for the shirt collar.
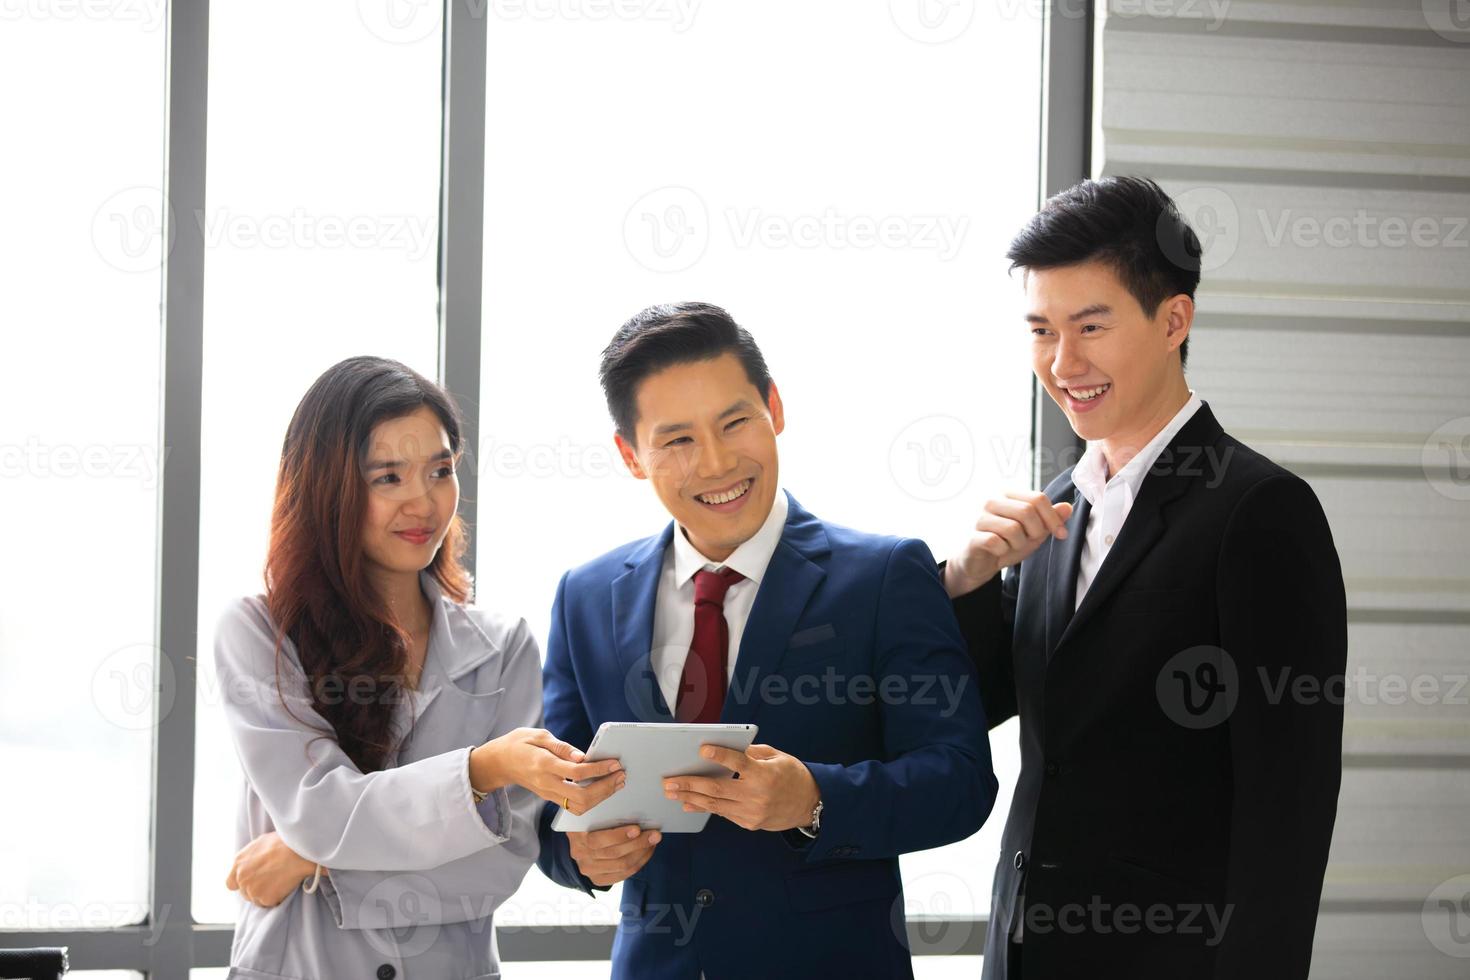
[671,485,789,588]
[1073,391,1202,507]
[416,569,500,682]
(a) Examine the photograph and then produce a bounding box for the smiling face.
[1026,259,1193,462]
[359,405,460,578]
[615,353,784,563]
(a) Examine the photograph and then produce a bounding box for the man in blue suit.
[536,302,997,979]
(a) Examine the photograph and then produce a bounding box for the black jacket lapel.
[1052,403,1227,655]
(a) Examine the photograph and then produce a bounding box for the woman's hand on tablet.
[568,824,662,887]
[470,727,625,815]
[226,831,319,908]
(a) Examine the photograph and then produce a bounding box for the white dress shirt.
[649,486,790,713]
[1071,391,1202,609]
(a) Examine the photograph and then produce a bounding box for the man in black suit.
[944,176,1348,979]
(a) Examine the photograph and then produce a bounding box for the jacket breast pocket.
[1108,588,1192,618]
[778,624,844,670]
[436,684,506,743]
[789,623,837,649]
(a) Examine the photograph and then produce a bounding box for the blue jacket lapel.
[612,524,675,722]
[723,493,830,725]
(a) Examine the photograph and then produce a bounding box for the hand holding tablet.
[550,722,758,833]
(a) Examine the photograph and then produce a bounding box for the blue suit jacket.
[536,493,997,980]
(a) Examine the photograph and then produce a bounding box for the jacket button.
[695,888,714,907]
[1045,761,1059,777]
[1013,850,1026,871]
[376,966,396,980]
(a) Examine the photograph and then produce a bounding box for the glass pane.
[190,3,443,923]
[476,1,1039,926]
[0,11,164,928]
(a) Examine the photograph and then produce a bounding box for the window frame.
[0,0,1085,969]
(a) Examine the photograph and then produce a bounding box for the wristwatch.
[797,799,823,839]
[468,756,490,804]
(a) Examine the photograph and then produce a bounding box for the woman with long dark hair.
[214,356,624,979]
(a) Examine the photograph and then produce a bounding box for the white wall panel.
[1099,1,1470,973]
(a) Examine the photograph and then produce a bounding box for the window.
[474,0,1040,941]
[0,7,165,932]
[189,1,444,924]
[3,0,1057,971]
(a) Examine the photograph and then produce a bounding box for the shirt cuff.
[476,786,512,839]
[315,872,345,927]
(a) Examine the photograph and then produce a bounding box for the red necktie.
[675,567,745,724]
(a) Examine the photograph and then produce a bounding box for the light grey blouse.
[213,571,542,980]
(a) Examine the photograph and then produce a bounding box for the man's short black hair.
[599,302,773,443]
[1006,176,1201,369]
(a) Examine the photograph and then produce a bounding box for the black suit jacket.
[954,402,1347,980]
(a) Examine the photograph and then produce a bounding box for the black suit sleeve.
[947,564,1020,729]
[1212,474,1347,978]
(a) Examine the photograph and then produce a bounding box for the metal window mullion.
[2,3,209,973]
[438,0,489,584]
[149,0,212,974]
[1033,0,1092,490]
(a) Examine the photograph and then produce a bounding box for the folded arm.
[214,599,512,874]
[317,617,547,928]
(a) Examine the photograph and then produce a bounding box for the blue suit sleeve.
[534,570,607,895]
[799,537,999,862]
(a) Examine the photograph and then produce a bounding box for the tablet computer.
[550,722,758,834]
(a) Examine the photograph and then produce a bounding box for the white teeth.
[1070,384,1111,401]
[698,479,751,505]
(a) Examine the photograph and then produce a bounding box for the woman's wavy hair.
[264,355,472,772]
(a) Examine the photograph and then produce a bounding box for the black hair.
[598,302,773,443]
[1006,176,1201,369]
